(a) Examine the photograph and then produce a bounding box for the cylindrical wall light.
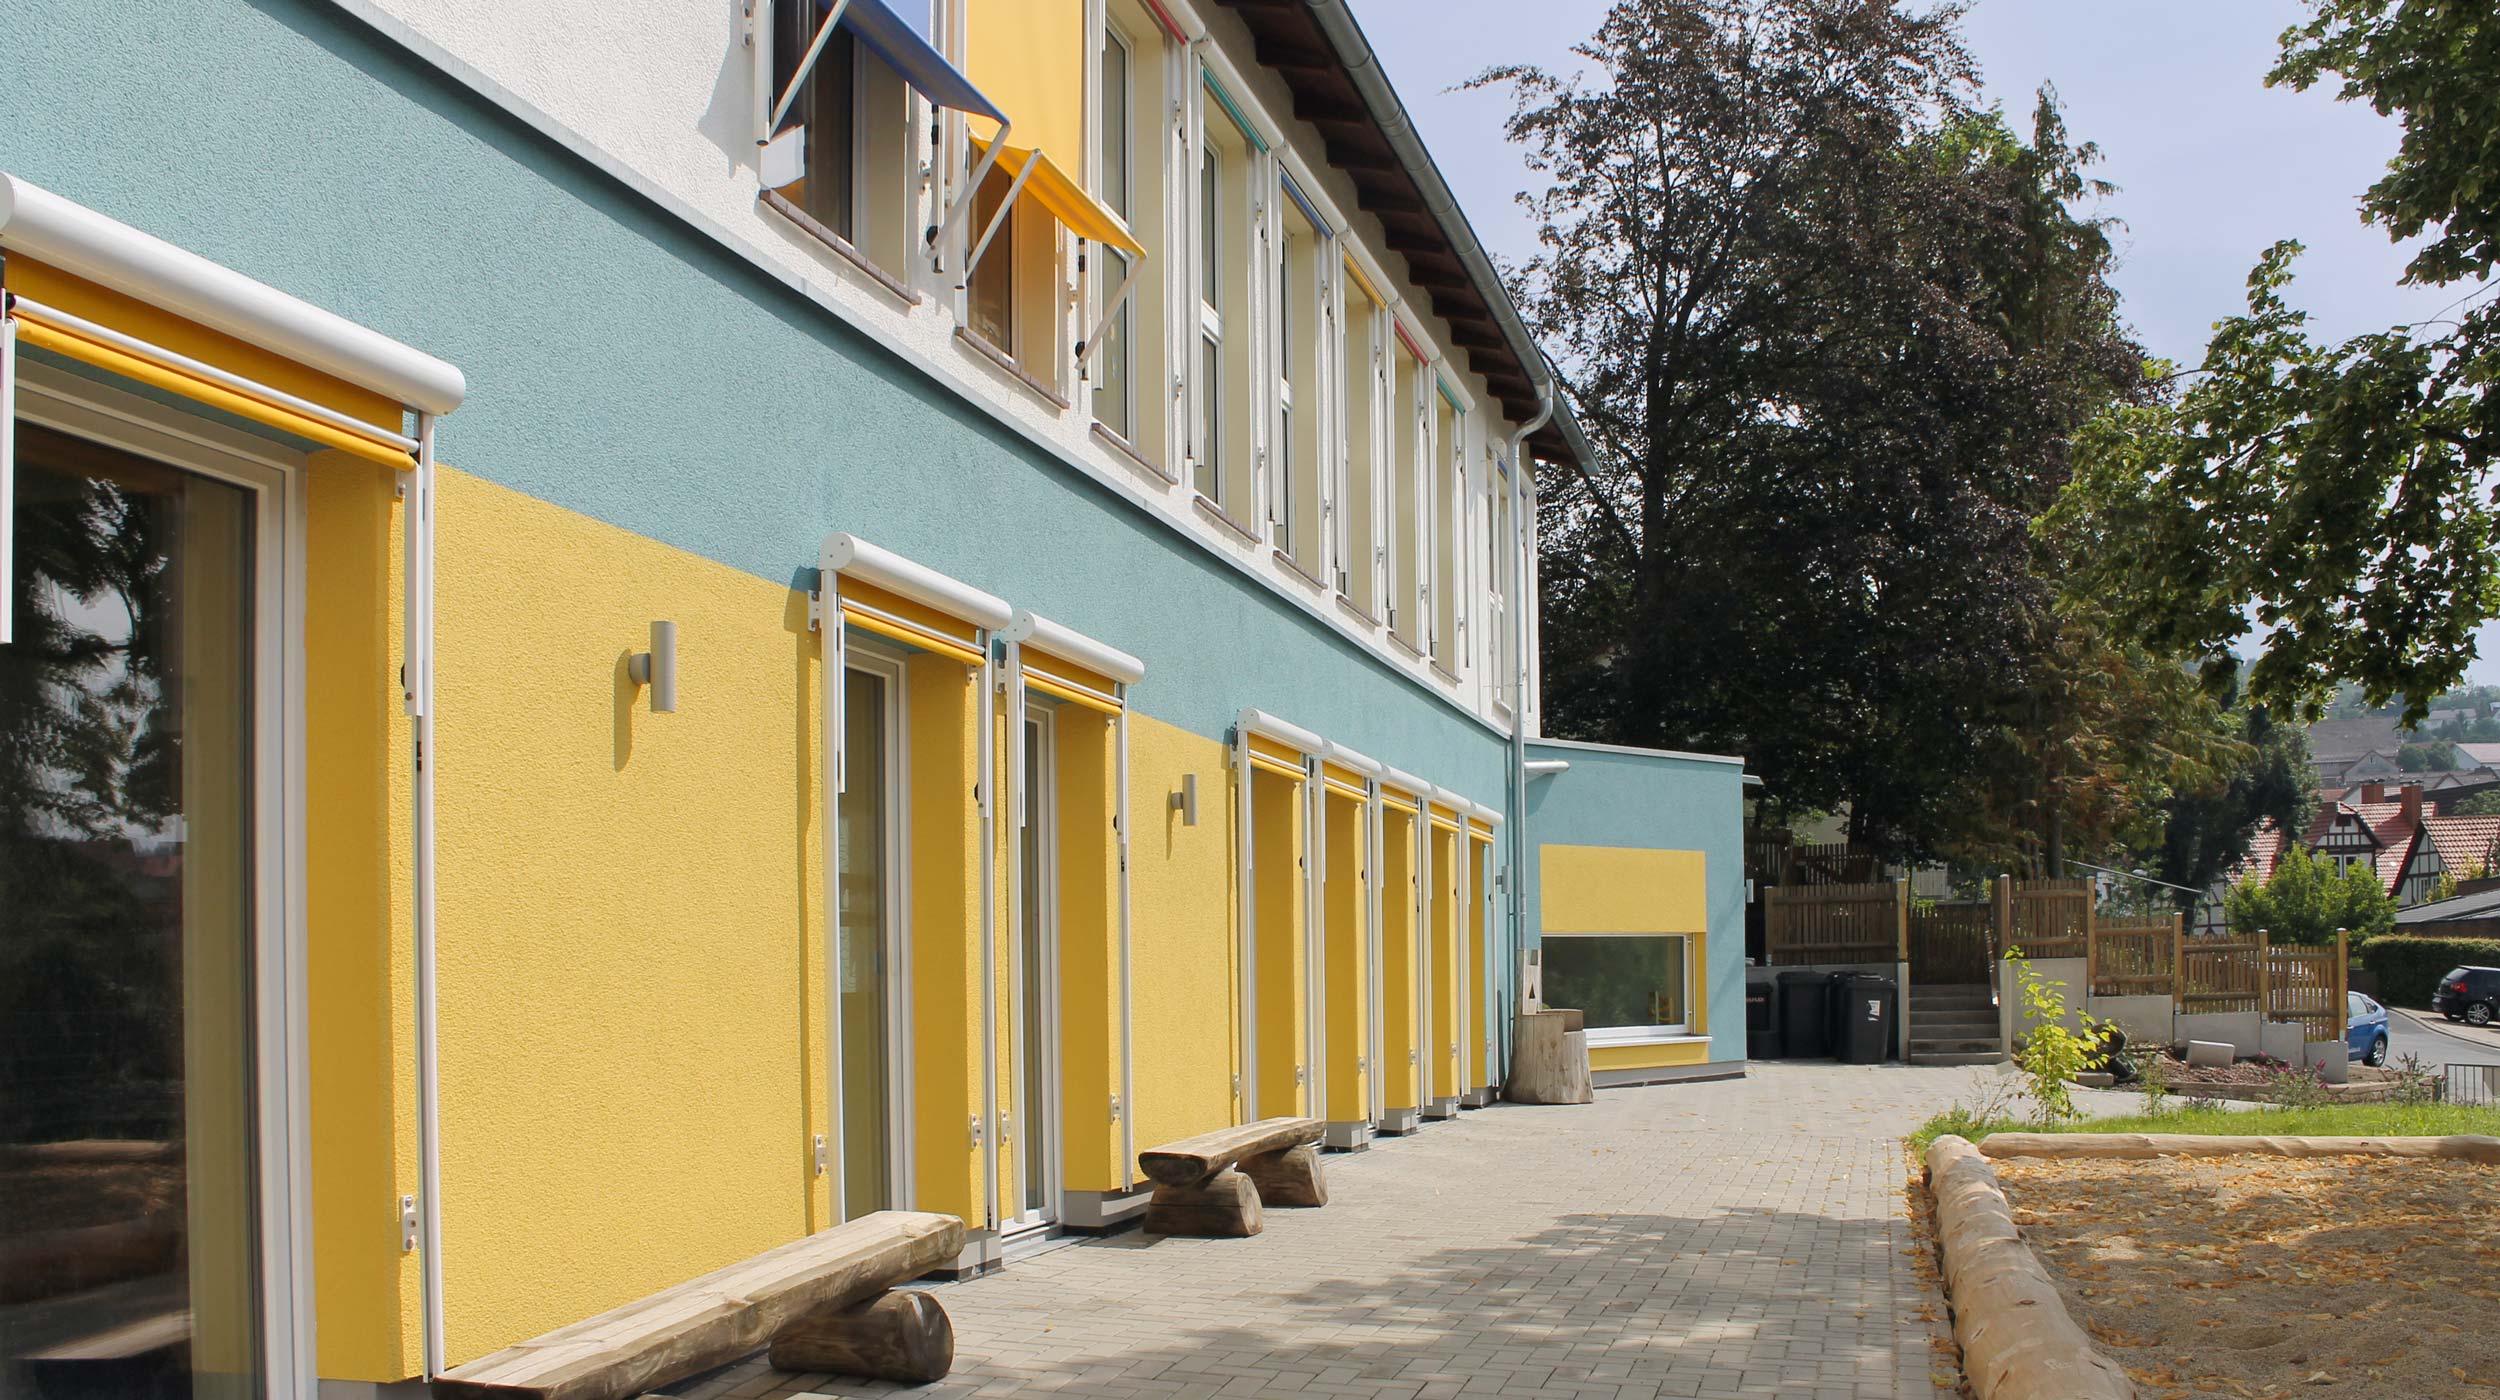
[629,620,678,713]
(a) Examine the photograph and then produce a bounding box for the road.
[2383,1005,2500,1068]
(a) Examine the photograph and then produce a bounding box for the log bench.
[431,1210,962,1400]
[1138,1117,1327,1238]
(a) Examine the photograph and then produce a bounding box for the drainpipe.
[1504,384,1552,1086]
[407,415,445,1378]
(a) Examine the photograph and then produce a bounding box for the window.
[1093,22,1136,439]
[1194,133,1226,503]
[1430,386,1461,667]
[1339,263,1384,610]
[1490,459,1513,706]
[768,1,919,283]
[969,167,1017,350]
[1541,934,1691,1038]
[1273,191,1321,566]
[1388,335,1424,644]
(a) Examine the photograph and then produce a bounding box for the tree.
[2223,844,2397,945]
[2453,790,2500,817]
[2150,699,2315,904]
[1480,0,2147,860]
[2048,0,2500,724]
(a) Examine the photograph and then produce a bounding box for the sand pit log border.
[1976,1132,2500,1163]
[1923,1135,2135,1400]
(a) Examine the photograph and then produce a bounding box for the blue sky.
[1357,0,2500,686]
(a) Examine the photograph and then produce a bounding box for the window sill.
[1191,493,1263,547]
[1271,549,1326,592]
[953,327,1070,412]
[1334,594,1382,630]
[760,189,919,308]
[1428,660,1459,686]
[1582,1030,1708,1048]
[1386,631,1425,661]
[1090,422,1175,485]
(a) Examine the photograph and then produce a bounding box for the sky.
[1355,0,2500,686]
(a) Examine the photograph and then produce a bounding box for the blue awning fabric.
[824,0,1004,124]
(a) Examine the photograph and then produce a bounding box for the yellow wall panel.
[1540,844,1707,934]
[1252,770,1305,1119]
[907,652,985,1229]
[1125,717,1240,1149]
[427,469,827,1365]
[966,0,1087,161]
[1051,710,1122,1193]
[1321,791,1368,1124]
[1588,1040,1711,1072]
[1428,825,1459,1104]
[1378,809,1419,1113]
[305,456,418,1381]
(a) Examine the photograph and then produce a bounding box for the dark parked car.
[2431,966,2500,1027]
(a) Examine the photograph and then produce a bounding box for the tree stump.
[1144,1167,1262,1237]
[768,1289,953,1384]
[1507,1010,1593,1104]
[1240,1143,1327,1207]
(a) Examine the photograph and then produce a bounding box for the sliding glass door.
[0,423,267,1400]
[835,659,904,1219]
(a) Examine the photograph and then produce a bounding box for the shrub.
[2357,934,2500,1008]
[2225,845,2395,944]
[2007,948,2101,1124]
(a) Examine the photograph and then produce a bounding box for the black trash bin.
[1776,971,1833,1058]
[1834,972,1897,1064]
[1745,978,1777,1055]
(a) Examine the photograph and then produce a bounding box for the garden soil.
[1994,1153,2500,1398]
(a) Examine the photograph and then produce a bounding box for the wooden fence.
[1761,881,1904,964]
[1764,877,2351,1043]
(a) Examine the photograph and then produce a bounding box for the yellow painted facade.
[1123,718,1243,1151]
[1321,788,1370,1125]
[1427,821,1460,1104]
[1588,1039,1711,1072]
[1251,768,1308,1119]
[1540,844,1708,934]
[1377,807,1420,1113]
[964,0,1087,162]
[1049,707,1125,1194]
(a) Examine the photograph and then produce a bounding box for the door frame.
[833,643,914,1218]
[14,362,314,1393]
[1006,701,1061,1232]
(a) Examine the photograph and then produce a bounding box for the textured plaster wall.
[1522,743,1749,1065]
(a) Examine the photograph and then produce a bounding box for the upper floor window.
[1273,187,1323,569]
[1193,98,1254,513]
[1429,384,1462,668]
[1092,21,1136,439]
[1339,260,1386,612]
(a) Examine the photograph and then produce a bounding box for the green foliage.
[2222,844,2396,945]
[2398,740,2459,772]
[2429,871,2462,904]
[2046,0,2500,724]
[2149,687,2316,905]
[1911,1099,2500,1148]
[2357,933,2500,1008]
[1477,0,2149,863]
[2451,791,2500,817]
[2007,949,2101,1123]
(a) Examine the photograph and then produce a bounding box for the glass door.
[1009,707,1058,1230]
[835,660,902,1218]
[0,423,266,1400]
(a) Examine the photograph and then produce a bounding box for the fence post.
[1992,874,2012,961]
[2170,912,2185,1014]
[1895,877,1910,964]
[2334,927,2349,1043]
[2084,893,2099,1000]
[1764,885,1783,966]
[2256,926,2271,1028]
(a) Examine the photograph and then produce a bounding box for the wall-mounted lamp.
[1171,772,1198,826]
[628,621,678,713]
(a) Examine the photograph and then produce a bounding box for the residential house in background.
[2205,781,2500,930]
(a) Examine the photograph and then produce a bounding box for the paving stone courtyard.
[675,1061,2063,1400]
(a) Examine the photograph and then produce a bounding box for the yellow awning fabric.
[5,260,413,470]
[970,137,1144,256]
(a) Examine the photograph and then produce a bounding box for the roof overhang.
[1208,0,1591,469]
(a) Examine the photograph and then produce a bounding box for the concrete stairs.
[1908,983,2007,1066]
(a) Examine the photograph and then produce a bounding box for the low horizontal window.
[1543,933,1690,1035]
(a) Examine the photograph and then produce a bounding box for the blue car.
[2347,991,2390,1066]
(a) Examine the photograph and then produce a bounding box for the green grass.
[1910,1100,2500,1155]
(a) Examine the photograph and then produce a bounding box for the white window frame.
[1092,17,1138,441]
[1541,930,1698,1044]
[1005,699,1061,1232]
[834,643,916,1218]
[14,361,316,1394]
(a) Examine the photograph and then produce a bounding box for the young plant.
[2134,1047,2173,1116]
[2006,947,2103,1124]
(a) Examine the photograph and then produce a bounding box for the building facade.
[0,0,1746,1394]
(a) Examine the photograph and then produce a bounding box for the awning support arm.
[930,123,1009,275]
[1,287,16,648]
[1075,249,1143,377]
[959,151,1036,290]
[766,0,854,137]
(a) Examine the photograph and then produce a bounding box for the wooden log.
[1137,1117,1324,1188]
[768,1290,953,1384]
[1505,1010,1592,1104]
[1240,1143,1327,1207]
[1145,1168,1262,1237]
[433,1210,964,1400]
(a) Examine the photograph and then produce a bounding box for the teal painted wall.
[1522,742,1749,1064]
[0,0,1507,802]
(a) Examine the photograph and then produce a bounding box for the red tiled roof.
[2424,815,2500,878]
